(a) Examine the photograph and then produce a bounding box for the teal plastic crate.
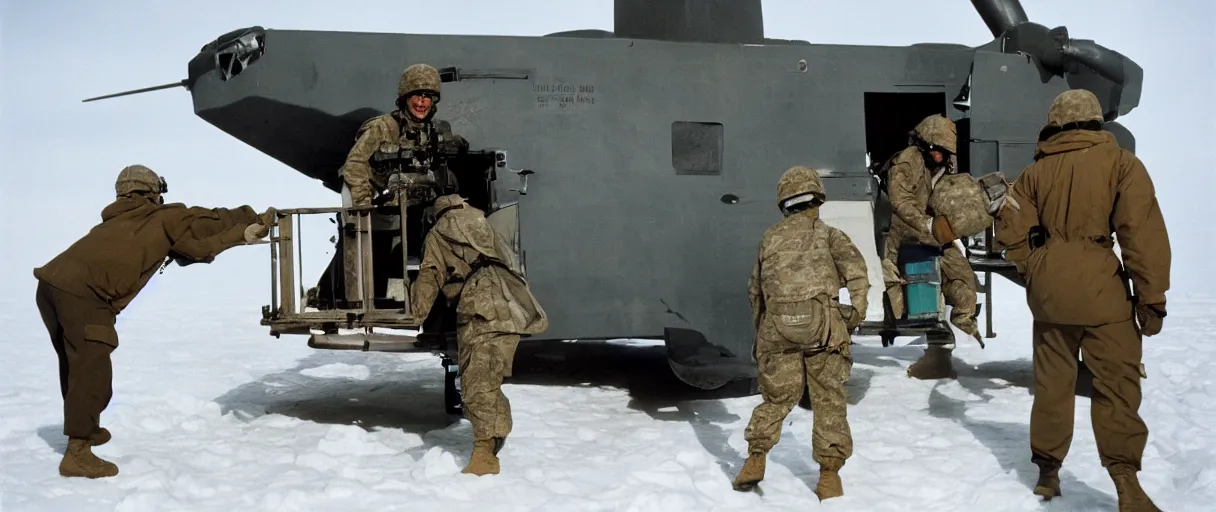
[906,282,942,319]
[899,247,943,321]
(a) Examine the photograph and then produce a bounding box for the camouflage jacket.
[887,146,947,246]
[410,195,547,336]
[748,208,870,350]
[340,111,469,206]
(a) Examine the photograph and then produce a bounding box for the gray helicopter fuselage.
[184,28,1135,358]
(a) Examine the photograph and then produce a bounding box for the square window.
[672,121,723,175]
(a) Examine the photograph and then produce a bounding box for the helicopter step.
[306,331,429,352]
[663,327,758,391]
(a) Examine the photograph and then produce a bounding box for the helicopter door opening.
[862,91,947,255]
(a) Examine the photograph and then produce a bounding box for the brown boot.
[89,427,111,447]
[59,438,119,478]
[907,345,957,380]
[462,439,500,476]
[815,459,844,500]
[732,453,766,491]
[1110,466,1161,512]
[1033,462,1061,500]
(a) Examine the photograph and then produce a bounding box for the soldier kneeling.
[733,166,870,500]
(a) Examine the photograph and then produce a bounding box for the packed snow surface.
[2,279,1214,511]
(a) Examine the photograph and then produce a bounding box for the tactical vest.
[367,115,463,202]
[369,116,438,183]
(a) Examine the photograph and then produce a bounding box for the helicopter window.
[671,121,723,176]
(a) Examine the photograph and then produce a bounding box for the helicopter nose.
[187,26,267,87]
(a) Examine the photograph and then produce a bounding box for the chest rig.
[369,115,458,206]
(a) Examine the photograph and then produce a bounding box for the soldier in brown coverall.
[33,165,274,478]
[732,166,870,500]
[882,114,982,379]
[409,194,548,476]
[994,89,1169,511]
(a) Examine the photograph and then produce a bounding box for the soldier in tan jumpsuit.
[994,89,1168,511]
[732,166,870,501]
[410,194,548,476]
[34,165,273,478]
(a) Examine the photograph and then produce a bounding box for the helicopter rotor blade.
[82,79,188,103]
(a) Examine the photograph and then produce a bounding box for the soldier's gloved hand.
[244,223,270,244]
[258,207,278,226]
[931,215,957,245]
[838,305,863,332]
[1135,303,1166,337]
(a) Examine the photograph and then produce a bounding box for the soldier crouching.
[733,166,870,500]
[409,194,547,476]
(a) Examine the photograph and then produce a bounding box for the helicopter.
[83,0,1142,410]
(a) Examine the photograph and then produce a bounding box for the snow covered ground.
[2,277,1213,512]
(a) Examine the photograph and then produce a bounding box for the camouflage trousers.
[457,325,520,442]
[883,232,978,335]
[743,317,853,468]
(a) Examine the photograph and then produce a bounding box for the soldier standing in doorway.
[880,114,982,379]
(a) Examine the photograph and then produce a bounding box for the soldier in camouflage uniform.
[882,114,981,378]
[335,63,470,301]
[410,194,548,476]
[340,63,469,208]
[732,166,870,501]
[33,165,273,479]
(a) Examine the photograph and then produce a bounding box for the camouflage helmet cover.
[115,164,166,197]
[1047,89,1104,127]
[776,165,826,211]
[913,114,957,154]
[398,63,441,99]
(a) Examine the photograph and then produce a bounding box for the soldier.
[33,164,274,479]
[881,114,981,378]
[409,194,548,476]
[993,89,1168,511]
[732,166,870,500]
[340,63,469,208]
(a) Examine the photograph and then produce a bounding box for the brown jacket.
[994,129,1170,326]
[33,196,260,314]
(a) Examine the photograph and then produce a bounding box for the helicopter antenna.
[82,79,188,103]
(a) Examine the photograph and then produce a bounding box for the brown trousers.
[1031,319,1148,470]
[35,281,119,439]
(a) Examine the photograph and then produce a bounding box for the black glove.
[1135,303,1165,337]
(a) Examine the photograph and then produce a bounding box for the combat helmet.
[398,63,441,100]
[912,114,957,155]
[776,165,826,214]
[1047,89,1104,127]
[115,164,167,198]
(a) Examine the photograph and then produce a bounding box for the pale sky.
[2,0,1212,325]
